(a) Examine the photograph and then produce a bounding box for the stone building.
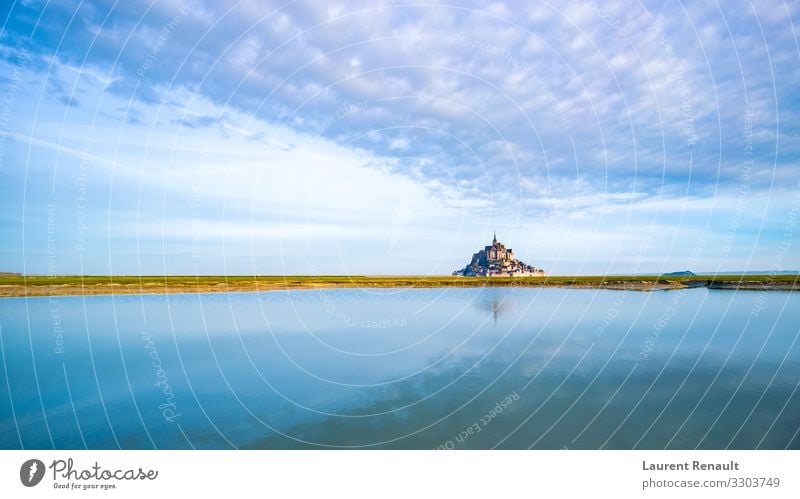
[453,233,545,277]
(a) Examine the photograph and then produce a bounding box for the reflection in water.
[473,288,514,323]
[0,288,798,449]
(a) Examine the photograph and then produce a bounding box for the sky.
[0,0,798,275]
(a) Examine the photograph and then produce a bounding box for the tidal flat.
[0,274,797,298]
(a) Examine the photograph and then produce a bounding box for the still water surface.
[1,287,798,449]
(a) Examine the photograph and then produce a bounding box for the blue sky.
[0,0,798,275]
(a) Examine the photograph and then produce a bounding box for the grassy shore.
[0,274,797,297]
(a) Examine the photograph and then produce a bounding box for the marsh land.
[0,274,797,297]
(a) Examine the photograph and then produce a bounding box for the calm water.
[0,287,798,449]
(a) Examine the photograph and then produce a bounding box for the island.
[452,234,545,277]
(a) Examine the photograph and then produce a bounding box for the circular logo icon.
[20,459,45,487]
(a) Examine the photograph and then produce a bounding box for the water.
[0,287,798,449]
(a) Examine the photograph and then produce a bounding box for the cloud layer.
[1,0,798,274]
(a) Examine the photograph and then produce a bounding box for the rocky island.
[452,233,545,277]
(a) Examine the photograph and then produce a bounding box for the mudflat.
[0,274,797,298]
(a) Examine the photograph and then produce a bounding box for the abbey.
[453,233,545,277]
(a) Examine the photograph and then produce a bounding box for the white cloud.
[3,0,799,273]
[389,137,409,151]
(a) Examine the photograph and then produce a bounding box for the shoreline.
[0,275,797,298]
